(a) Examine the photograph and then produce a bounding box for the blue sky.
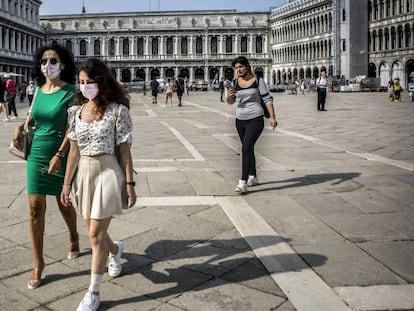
[39,0,286,15]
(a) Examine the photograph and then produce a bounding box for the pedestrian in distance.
[150,77,159,104]
[219,77,225,102]
[4,73,18,119]
[11,44,80,290]
[0,77,10,121]
[316,69,328,111]
[61,58,136,311]
[175,75,185,106]
[164,78,173,108]
[226,56,277,194]
[26,80,36,106]
[393,78,401,102]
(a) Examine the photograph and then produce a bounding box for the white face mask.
[79,83,99,100]
[41,63,61,80]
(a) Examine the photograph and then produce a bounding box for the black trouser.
[236,116,264,181]
[7,96,17,117]
[317,87,327,110]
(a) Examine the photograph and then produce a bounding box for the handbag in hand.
[9,115,34,160]
[9,87,38,160]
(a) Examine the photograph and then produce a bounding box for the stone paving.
[0,89,413,310]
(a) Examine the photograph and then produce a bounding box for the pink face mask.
[79,83,99,100]
[41,63,61,80]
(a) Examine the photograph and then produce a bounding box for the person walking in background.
[150,77,159,104]
[0,76,10,121]
[316,69,328,111]
[61,58,136,311]
[226,56,277,194]
[164,78,173,108]
[175,76,185,106]
[393,78,401,102]
[4,74,18,119]
[26,80,36,106]
[219,77,225,102]
[11,44,80,290]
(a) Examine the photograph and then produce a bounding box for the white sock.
[88,273,103,293]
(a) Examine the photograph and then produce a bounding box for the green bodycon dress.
[26,84,76,195]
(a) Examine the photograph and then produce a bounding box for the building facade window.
[152,37,158,55]
[123,38,129,56]
[167,37,173,55]
[241,36,247,53]
[256,36,263,53]
[211,36,217,54]
[109,38,115,56]
[181,37,188,55]
[196,36,202,54]
[79,39,86,55]
[94,39,100,56]
[137,37,144,55]
[226,35,232,53]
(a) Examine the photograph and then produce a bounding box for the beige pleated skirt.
[70,154,126,220]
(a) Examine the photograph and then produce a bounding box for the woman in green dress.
[12,44,79,289]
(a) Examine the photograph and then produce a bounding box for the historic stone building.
[1,0,413,88]
[270,0,414,88]
[40,10,271,83]
[270,0,369,85]
[0,0,44,83]
[368,0,414,87]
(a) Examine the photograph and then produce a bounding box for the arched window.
[384,28,390,50]
[404,24,411,47]
[109,38,115,56]
[94,39,100,56]
[256,36,263,53]
[378,29,383,50]
[166,37,173,55]
[181,37,188,55]
[137,37,144,55]
[152,37,158,55]
[391,27,396,49]
[123,38,129,56]
[397,25,403,48]
[79,39,86,56]
[240,36,247,53]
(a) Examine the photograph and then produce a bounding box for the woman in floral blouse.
[61,58,136,311]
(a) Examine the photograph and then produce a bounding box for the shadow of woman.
[102,236,327,309]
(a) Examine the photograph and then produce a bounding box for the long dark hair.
[33,44,76,85]
[75,58,130,115]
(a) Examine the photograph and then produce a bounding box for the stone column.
[249,34,254,54]
[189,36,193,57]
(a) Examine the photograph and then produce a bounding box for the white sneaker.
[3,118,9,122]
[247,175,259,186]
[76,291,100,311]
[10,116,17,120]
[108,241,123,277]
[235,180,247,194]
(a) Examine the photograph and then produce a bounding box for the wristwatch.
[126,181,136,186]
[55,150,66,159]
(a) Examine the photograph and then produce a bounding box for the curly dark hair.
[75,58,130,116]
[33,44,76,85]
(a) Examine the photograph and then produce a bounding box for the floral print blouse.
[68,103,133,156]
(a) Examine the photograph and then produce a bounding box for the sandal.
[67,240,80,259]
[27,266,44,290]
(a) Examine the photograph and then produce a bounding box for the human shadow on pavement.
[102,236,327,309]
[246,172,361,194]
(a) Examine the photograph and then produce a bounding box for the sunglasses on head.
[40,57,59,65]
